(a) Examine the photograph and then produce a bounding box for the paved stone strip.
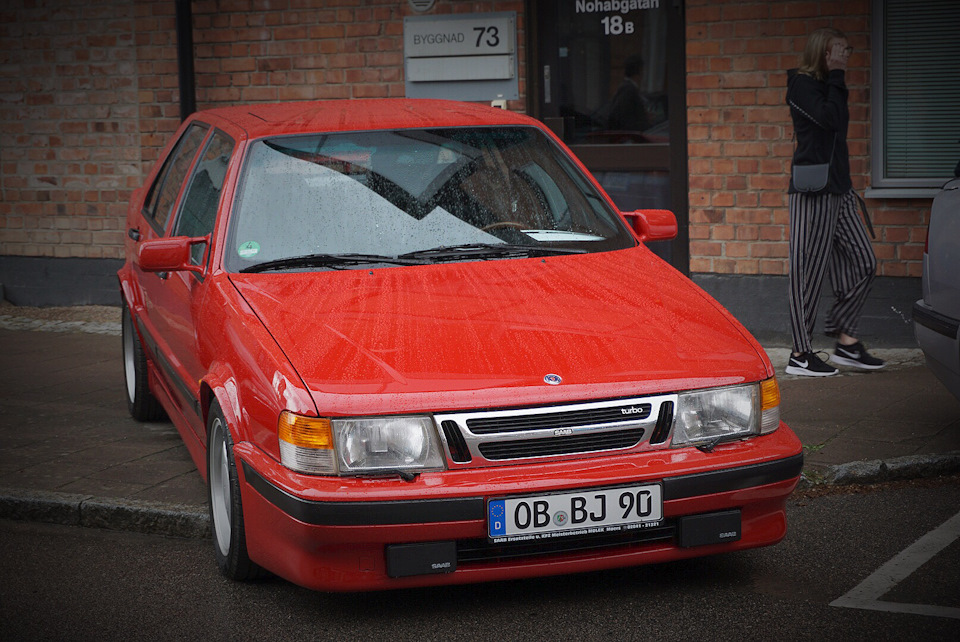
[0,315,121,335]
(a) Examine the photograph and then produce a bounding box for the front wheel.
[122,301,165,421]
[208,402,262,581]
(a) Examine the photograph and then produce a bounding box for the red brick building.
[2,0,955,343]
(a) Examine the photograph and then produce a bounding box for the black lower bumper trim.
[913,300,960,339]
[662,453,804,501]
[241,461,485,526]
[242,453,803,527]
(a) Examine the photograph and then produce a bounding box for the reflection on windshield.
[225,126,634,272]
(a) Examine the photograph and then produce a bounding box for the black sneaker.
[786,352,839,377]
[830,342,885,370]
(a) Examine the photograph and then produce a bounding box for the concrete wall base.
[694,273,920,348]
[0,256,123,307]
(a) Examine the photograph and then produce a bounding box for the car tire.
[208,401,262,581]
[122,301,165,422]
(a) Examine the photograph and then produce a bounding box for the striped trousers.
[788,190,877,353]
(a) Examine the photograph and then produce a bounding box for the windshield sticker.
[437,145,458,164]
[238,241,261,259]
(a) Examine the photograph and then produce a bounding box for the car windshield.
[225,126,635,272]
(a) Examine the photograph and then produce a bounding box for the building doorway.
[528,0,688,272]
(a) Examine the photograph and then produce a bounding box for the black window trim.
[170,126,237,278]
[142,121,211,236]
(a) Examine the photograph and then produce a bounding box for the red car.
[119,99,802,591]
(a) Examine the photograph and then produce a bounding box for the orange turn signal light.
[760,377,780,411]
[278,412,334,449]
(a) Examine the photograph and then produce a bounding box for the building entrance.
[529,0,688,271]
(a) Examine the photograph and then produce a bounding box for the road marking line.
[830,509,960,620]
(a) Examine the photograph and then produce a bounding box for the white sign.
[403,12,519,100]
[404,14,515,58]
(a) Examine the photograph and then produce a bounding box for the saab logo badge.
[544,374,562,385]
[554,428,573,437]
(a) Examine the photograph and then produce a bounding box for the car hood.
[228,248,769,415]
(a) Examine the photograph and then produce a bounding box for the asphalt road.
[2,478,959,641]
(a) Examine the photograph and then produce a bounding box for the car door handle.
[128,228,142,241]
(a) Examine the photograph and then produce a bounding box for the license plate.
[487,484,663,542]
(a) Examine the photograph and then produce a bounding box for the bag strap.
[788,98,826,129]
[854,192,876,240]
[789,98,837,160]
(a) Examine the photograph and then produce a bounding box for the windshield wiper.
[239,253,424,273]
[399,243,586,262]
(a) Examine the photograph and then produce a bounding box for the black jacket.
[786,68,852,194]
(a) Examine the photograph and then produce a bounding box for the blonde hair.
[799,27,847,80]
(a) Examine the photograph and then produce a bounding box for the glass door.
[529,0,688,271]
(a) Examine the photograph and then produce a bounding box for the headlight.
[335,416,445,474]
[671,378,780,449]
[278,412,445,476]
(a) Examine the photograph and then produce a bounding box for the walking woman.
[785,27,884,376]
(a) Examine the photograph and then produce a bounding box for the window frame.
[869,0,959,198]
[142,122,210,234]
[171,128,236,269]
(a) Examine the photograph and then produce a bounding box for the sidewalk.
[1,310,959,539]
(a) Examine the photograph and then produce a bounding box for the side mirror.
[137,236,207,274]
[622,209,678,242]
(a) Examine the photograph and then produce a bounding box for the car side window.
[142,123,209,233]
[172,130,235,266]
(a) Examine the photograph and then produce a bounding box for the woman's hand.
[826,40,851,71]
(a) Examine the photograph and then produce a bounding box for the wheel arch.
[117,269,144,313]
[200,364,246,445]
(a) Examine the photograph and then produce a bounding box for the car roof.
[193,99,538,139]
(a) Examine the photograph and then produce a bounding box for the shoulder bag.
[789,99,834,193]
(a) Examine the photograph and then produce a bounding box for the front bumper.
[235,428,803,591]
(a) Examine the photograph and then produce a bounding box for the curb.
[4,452,960,540]
[798,451,960,488]
[0,487,209,539]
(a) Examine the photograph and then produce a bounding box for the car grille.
[477,428,646,460]
[434,395,677,468]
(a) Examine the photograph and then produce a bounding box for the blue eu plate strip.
[488,499,506,537]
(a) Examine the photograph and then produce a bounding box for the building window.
[871,0,960,195]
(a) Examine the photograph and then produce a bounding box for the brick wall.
[1,0,928,279]
[685,0,929,278]
[1,0,526,262]
[1,0,141,260]
[143,0,527,171]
